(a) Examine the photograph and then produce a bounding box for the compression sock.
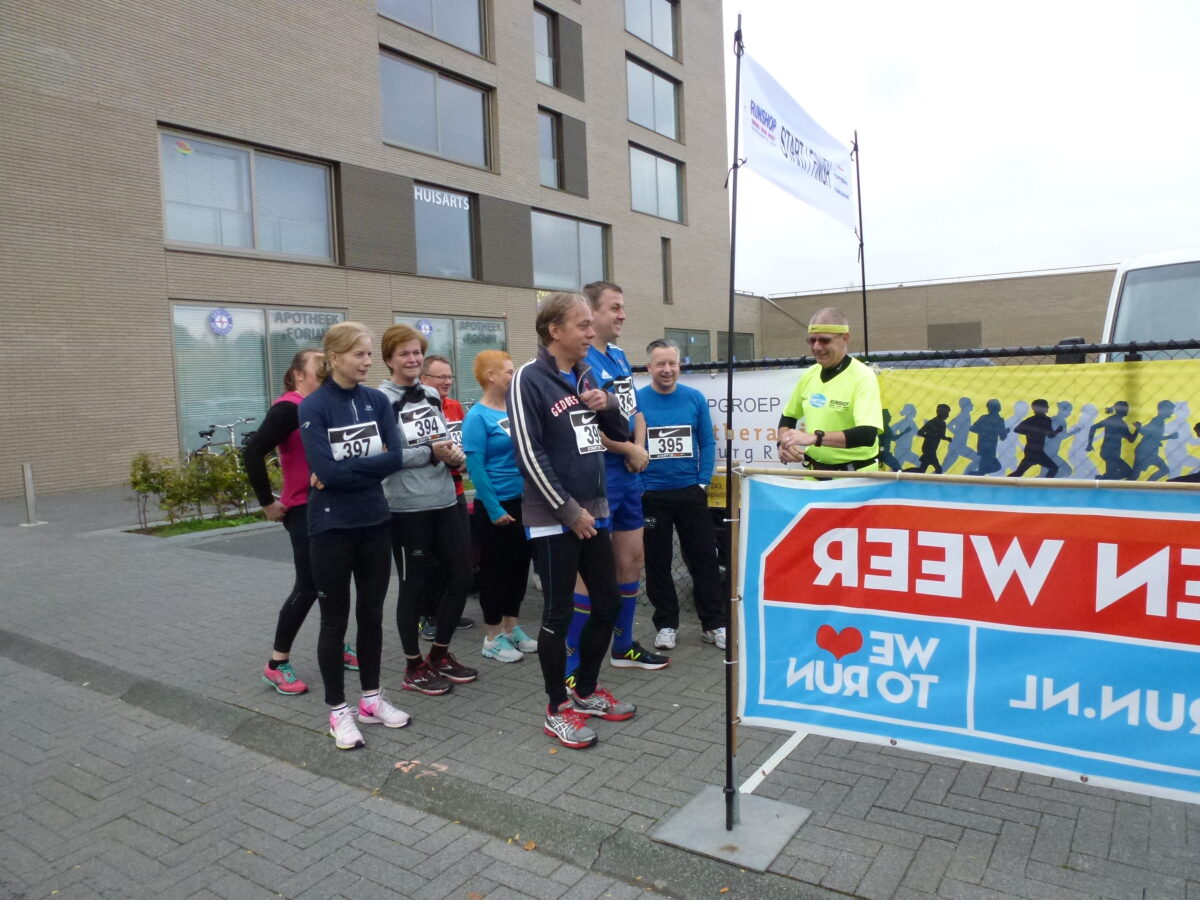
[611,581,640,654]
[563,592,590,680]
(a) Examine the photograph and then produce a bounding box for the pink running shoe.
[342,644,360,671]
[262,661,307,695]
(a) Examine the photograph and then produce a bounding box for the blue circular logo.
[208,308,234,336]
[810,393,828,408]
[415,318,434,338]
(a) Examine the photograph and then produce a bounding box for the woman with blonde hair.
[298,322,414,750]
[462,350,537,662]
[243,348,359,695]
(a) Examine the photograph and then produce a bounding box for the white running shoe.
[357,690,411,728]
[506,624,538,653]
[481,633,524,663]
[329,705,365,750]
[702,627,728,651]
[654,627,677,650]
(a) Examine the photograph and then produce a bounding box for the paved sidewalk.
[1,487,1198,899]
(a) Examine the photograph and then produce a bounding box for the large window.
[665,328,710,364]
[378,0,483,55]
[533,6,556,86]
[413,184,474,279]
[626,58,678,139]
[160,133,332,260]
[380,53,488,167]
[394,314,506,404]
[718,331,755,362]
[531,211,605,290]
[625,0,676,57]
[172,304,345,454]
[538,109,561,189]
[630,146,681,221]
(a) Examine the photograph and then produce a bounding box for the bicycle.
[187,416,257,467]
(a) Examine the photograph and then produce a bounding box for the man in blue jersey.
[564,282,669,682]
[637,339,728,650]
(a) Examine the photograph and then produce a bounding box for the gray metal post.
[20,463,47,527]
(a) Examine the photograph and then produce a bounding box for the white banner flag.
[740,55,855,231]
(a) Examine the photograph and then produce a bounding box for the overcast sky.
[721,1,1200,296]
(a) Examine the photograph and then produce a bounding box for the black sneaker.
[419,617,437,641]
[456,616,475,630]
[609,640,670,670]
[430,650,478,684]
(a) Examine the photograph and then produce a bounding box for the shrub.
[129,449,256,527]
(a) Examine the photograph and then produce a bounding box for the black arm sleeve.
[241,401,299,507]
[843,425,879,449]
[778,415,798,431]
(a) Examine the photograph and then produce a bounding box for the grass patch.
[134,512,265,537]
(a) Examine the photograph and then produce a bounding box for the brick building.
[1,0,736,497]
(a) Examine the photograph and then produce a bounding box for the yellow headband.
[808,323,849,334]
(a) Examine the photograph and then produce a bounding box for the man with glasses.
[419,355,476,636]
[777,308,883,472]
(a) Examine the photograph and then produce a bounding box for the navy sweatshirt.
[507,345,628,529]
[298,378,407,535]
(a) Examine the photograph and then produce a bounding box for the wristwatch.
[813,430,825,447]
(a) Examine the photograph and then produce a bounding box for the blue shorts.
[605,469,644,532]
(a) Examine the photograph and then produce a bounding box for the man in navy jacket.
[507,292,637,748]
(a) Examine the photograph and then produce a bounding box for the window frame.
[530,209,608,291]
[629,144,683,222]
[412,182,478,281]
[377,0,486,56]
[159,129,335,262]
[624,0,678,58]
[625,56,679,140]
[379,51,491,169]
[533,5,558,87]
[664,328,711,365]
[537,108,562,189]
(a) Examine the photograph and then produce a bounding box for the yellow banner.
[876,360,1200,480]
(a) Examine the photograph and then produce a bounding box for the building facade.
[1,0,731,497]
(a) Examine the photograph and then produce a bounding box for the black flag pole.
[853,130,869,356]
[722,14,746,832]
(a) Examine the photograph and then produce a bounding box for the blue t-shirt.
[462,402,523,520]
[636,383,717,491]
[584,343,640,484]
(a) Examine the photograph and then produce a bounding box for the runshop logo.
[750,100,777,144]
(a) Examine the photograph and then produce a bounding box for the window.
[538,109,561,189]
[718,331,755,362]
[380,53,488,167]
[625,0,676,57]
[413,184,475,279]
[661,237,673,303]
[665,328,710,364]
[626,58,678,139]
[378,0,483,55]
[160,133,332,260]
[531,211,605,290]
[630,146,681,221]
[172,304,345,453]
[394,314,506,404]
[534,7,556,86]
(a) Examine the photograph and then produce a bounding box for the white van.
[1101,249,1200,360]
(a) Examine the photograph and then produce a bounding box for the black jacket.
[507,345,629,529]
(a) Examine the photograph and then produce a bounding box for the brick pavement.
[1,487,1198,899]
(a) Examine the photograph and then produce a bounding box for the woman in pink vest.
[243,349,358,694]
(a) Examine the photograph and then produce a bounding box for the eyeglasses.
[425,374,454,381]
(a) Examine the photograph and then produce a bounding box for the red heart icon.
[816,625,863,660]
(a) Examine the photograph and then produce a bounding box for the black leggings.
[310,523,391,706]
[533,529,620,708]
[643,486,727,632]
[476,497,532,626]
[391,505,470,656]
[273,505,319,654]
